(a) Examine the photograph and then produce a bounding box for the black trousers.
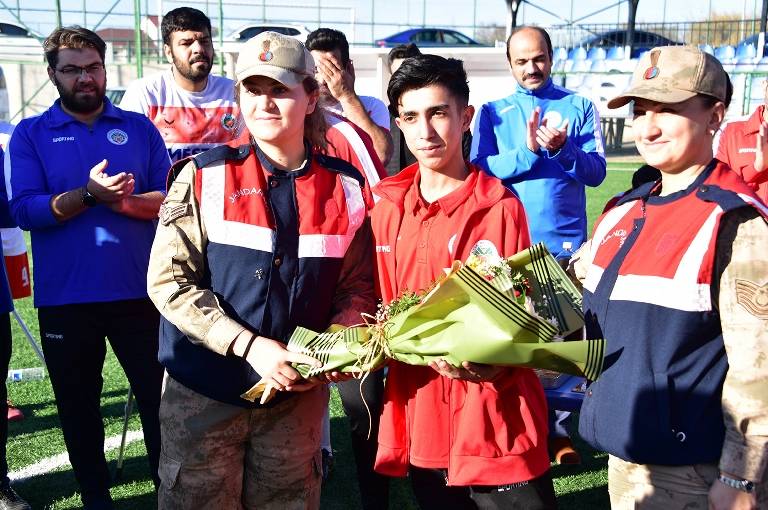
[38,299,163,507]
[337,370,388,510]
[409,466,558,510]
[0,312,11,486]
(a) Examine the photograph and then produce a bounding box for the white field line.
[9,429,144,483]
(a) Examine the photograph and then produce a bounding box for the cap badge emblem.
[259,40,273,62]
[644,50,661,80]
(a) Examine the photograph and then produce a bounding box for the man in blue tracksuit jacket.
[470,26,606,463]
[471,26,606,261]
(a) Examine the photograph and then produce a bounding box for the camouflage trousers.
[157,373,327,510]
[608,455,768,509]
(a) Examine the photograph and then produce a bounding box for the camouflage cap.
[607,45,728,109]
[235,31,315,87]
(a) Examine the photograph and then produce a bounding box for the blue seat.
[714,45,736,61]
[699,44,714,55]
[587,47,606,60]
[736,43,757,60]
[571,59,591,73]
[568,47,587,60]
[606,46,624,60]
[590,59,608,72]
[553,47,568,62]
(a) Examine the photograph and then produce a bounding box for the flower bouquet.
[243,242,604,403]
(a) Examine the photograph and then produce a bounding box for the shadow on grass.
[556,484,610,509]
[321,415,418,510]
[14,453,156,509]
[9,391,137,437]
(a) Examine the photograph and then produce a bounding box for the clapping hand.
[87,159,134,203]
[526,107,569,153]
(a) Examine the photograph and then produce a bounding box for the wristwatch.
[81,185,98,207]
[717,473,755,493]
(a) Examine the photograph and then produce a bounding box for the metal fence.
[549,19,765,50]
[1,2,766,64]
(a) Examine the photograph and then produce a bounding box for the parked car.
[576,29,682,58]
[226,23,312,43]
[0,21,42,61]
[375,28,483,48]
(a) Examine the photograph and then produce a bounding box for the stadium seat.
[606,46,625,60]
[568,47,587,60]
[587,47,606,60]
[590,59,608,72]
[571,59,591,73]
[553,47,568,62]
[736,43,757,60]
[699,44,714,55]
[714,45,736,62]
[734,56,756,72]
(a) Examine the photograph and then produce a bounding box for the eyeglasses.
[55,63,105,78]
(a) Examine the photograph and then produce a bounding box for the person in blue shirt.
[6,27,170,509]
[470,26,607,464]
[0,148,30,510]
[471,26,606,261]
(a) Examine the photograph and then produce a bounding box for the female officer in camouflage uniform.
[576,45,768,510]
[147,32,375,509]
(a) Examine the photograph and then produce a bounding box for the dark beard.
[54,76,105,114]
[172,53,213,83]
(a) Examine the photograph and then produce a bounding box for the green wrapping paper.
[242,243,604,403]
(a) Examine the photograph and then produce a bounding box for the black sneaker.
[0,485,30,510]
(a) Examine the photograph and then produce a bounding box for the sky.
[3,0,765,45]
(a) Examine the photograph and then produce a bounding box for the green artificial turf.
[5,165,635,509]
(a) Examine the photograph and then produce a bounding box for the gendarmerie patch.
[159,203,191,226]
[735,279,768,320]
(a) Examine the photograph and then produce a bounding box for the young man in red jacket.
[371,54,557,509]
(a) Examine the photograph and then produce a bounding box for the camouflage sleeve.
[146,160,247,356]
[715,207,768,481]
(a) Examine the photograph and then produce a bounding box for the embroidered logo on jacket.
[221,113,236,131]
[52,136,75,143]
[229,187,264,204]
[601,228,627,248]
[107,129,128,145]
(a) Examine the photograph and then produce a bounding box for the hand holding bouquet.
[244,243,604,403]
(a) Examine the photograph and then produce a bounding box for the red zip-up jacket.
[371,163,550,486]
[716,105,768,203]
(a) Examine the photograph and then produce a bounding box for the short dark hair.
[387,43,421,68]
[506,26,553,63]
[162,7,211,45]
[387,54,469,117]
[306,28,350,67]
[44,26,106,70]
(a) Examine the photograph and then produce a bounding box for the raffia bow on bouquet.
[242,242,605,404]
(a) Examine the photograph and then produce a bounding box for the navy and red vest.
[159,143,368,407]
[579,161,767,465]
